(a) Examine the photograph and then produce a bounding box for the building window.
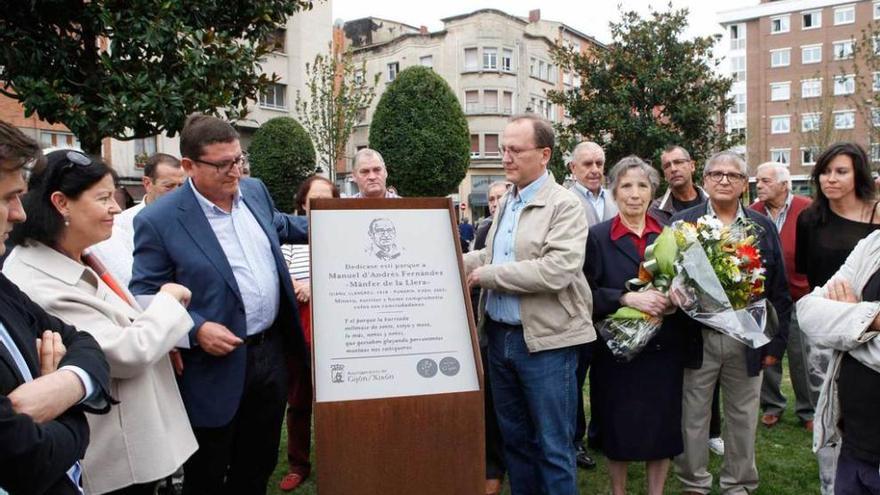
[834,5,855,25]
[355,108,367,124]
[354,69,365,86]
[771,116,791,134]
[464,48,478,71]
[875,1,880,20]
[771,15,790,34]
[771,149,791,164]
[872,144,880,162]
[770,48,790,68]
[259,83,287,110]
[266,28,286,53]
[802,44,822,64]
[833,40,855,60]
[501,48,513,72]
[387,62,399,82]
[40,131,80,150]
[529,57,537,77]
[802,10,822,29]
[730,56,746,82]
[802,147,819,165]
[464,90,479,113]
[770,82,791,101]
[502,91,513,114]
[873,108,880,127]
[420,55,433,68]
[834,110,856,129]
[470,134,480,158]
[802,78,822,98]
[484,90,498,113]
[730,24,745,50]
[834,74,856,95]
[483,47,497,70]
[802,113,821,132]
[484,134,500,157]
[874,72,880,91]
[730,92,746,114]
[133,136,157,163]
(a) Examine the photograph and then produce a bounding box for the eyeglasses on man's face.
[193,153,248,174]
[705,170,747,184]
[498,146,546,159]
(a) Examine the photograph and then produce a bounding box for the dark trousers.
[575,342,594,445]
[835,448,880,495]
[182,331,288,495]
[482,345,506,480]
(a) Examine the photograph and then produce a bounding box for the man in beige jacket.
[464,114,595,495]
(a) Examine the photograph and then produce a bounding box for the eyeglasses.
[193,153,248,174]
[705,170,747,184]
[662,158,691,169]
[576,159,605,168]
[498,146,546,159]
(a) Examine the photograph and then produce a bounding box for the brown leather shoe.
[804,419,814,432]
[485,478,502,495]
[761,413,780,427]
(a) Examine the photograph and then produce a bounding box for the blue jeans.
[487,320,579,495]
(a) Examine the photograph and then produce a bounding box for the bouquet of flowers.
[598,215,770,361]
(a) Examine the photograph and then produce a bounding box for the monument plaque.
[311,208,479,403]
[310,198,484,495]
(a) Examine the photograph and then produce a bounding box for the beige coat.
[797,230,880,453]
[464,174,596,352]
[3,242,197,495]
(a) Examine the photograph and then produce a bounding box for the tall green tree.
[295,46,379,183]
[248,116,315,213]
[369,66,469,197]
[0,1,313,154]
[549,5,738,172]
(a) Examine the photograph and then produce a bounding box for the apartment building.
[339,9,602,220]
[719,0,879,189]
[0,3,331,196]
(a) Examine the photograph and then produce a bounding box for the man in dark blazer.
[0,120,111,494]
[671,151,791,495]
[130,114,308,494]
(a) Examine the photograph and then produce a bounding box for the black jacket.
[0,274,111,494]
[670,204,792,377]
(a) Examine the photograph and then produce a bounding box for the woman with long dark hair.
[795,141,880,494]
[3,150,196,495]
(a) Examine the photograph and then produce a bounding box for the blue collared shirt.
[486,172,550,325]
[574,182,607,220]
[189,179,280,336]
[0,321,94,494]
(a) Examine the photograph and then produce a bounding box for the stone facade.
[339,8,601,220]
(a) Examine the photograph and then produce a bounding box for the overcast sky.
[332,0,760,45]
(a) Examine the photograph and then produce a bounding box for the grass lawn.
[267,357,820,494]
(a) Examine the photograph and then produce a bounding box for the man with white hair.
[568,141,617,227]
[750,162,817,430]
[672,152,791,495]
[567,141,614,470]
[352,148,400,199]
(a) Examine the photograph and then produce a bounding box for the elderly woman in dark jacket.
[585,156,685,495]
